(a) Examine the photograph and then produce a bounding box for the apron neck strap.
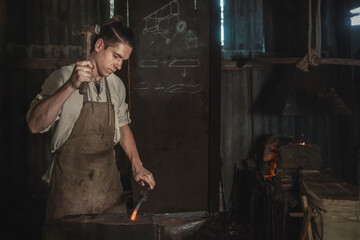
[104,77,112,105]
[87,83,94,102]
[81,78,112,105]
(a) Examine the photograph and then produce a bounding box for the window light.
[350,7,360,26]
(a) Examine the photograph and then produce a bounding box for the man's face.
[94,39,133,77]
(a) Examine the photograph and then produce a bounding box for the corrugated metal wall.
[221,0,359,205]
[2,0,110,203]
[1,0,359,225]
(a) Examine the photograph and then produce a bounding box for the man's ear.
[94,38,104,52]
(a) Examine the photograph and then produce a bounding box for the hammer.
[72,24,101,95]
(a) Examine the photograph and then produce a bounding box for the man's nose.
[115,59,123,70]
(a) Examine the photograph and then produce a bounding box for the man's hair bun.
[104,15,125,26]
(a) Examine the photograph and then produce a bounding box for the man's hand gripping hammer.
[72,24,101,95]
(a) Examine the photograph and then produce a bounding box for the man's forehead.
[110,43,132,56]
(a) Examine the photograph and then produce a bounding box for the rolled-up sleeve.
[26,69,67,132]
[117,83,131,127]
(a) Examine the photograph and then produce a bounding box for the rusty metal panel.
[220,70,252,197]
[223,0,264,51]
[25,70,54,195]
[3,0,111,198]
[221,64,356,202]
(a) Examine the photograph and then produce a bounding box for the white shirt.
[26,64,131,153]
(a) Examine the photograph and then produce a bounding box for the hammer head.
[72,24,101,36]
[72,24,101,61]
[72,24,101,95]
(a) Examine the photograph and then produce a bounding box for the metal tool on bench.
[72,24,101,95]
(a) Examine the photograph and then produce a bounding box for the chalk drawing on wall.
[185,30,198,49]
[135,82,203,94]
[134,82,150,90]
[155,83,166,90]
[143,0,197,45]
[139,58,199,69]
[181,69,189,77]
[140,60,158,68]
[168,59,199,68]
[140,59,168,68]
[164,83,203,94]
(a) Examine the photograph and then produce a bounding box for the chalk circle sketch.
[176,20,187,32]
[143,0,190,45]
[164,83,203,94]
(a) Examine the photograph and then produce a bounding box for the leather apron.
[45,79,126,225]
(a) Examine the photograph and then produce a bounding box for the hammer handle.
[78,32,92,95]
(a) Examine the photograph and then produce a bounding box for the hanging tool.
[130,184,150,221]
[72,24,101,95]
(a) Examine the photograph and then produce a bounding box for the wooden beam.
[290,212,316,217]
[221,60,273,71]
[300,195,314,240]
[317,57,360,67]
[222,57,360,71]
[6,58,80,70]
[7,56,360,71]
[299,207,313,240]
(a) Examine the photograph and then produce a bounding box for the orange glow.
[299,142,306,145]
[130,208,138,221]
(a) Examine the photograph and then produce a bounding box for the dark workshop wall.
[3,0,109,195]
[0,0,110,237]
[350,11,360,187]
[221,0,359,212]
[128,0,220,213]
[0,0,221,223]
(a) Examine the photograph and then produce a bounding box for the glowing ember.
[130,208,138,221]
[298,134,306,145]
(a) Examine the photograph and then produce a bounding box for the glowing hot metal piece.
[130,208,138,221]
[129,185,150,222]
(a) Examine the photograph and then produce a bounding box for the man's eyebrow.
[113,52,123,58]
[113,51,128,60]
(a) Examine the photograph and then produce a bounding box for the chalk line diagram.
[134,82,203,94]
[140,58,199,68]
[143,0,198,48]
[164,83,203,93]
[185,30,198,49]
[168,59,199,67]
[140,58,199,78]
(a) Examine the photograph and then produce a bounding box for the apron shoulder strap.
[104,77,113,105]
